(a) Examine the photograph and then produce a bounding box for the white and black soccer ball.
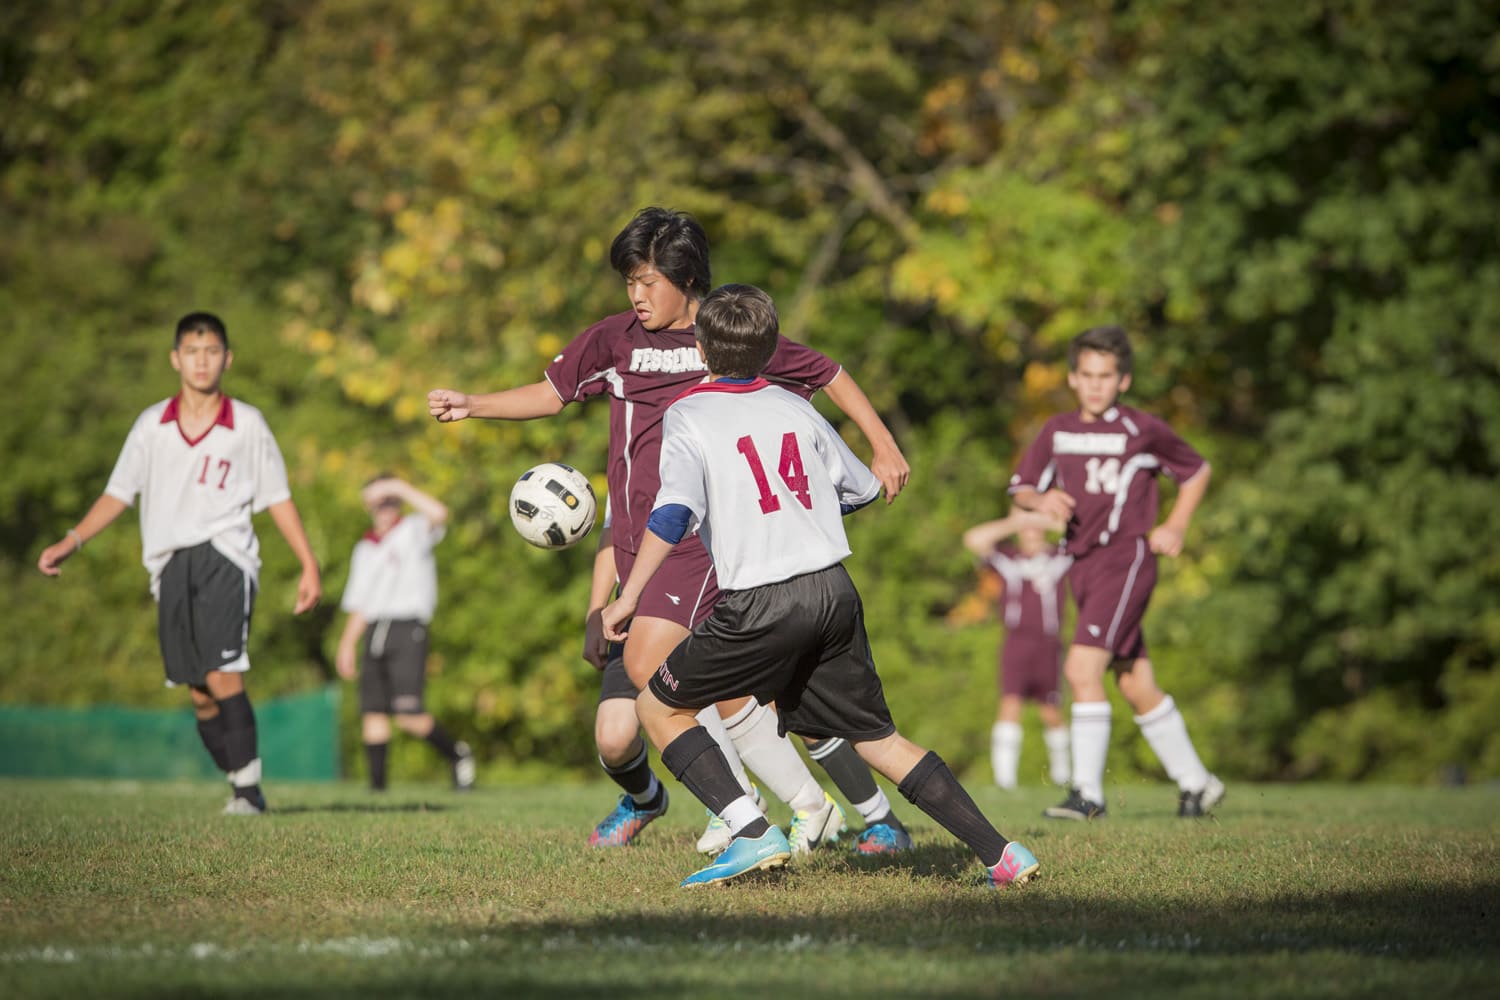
[508,462,597,549]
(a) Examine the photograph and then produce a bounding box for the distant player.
[1009,324,1224,819]
[431,207,912,853]
[37,311,322,814]
[602,283,1038,888]
[962,509,1072,789]
[335,476,475,792]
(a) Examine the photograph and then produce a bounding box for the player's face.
[624,265,694,331]
[367,499,401,534]
[170,332,231,394]
[1067,349,1131,420]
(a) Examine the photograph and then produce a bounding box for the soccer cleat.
[222,794,265,816]
[589,788,669,847]
[1178,774,1226,817]
[1044,788,1107,821]
[986,842,1040,887]
[786,791,846,855]
[697,785,766,855]
[853,821,913,855]
[680,827,792,887]
[453,741,476,792]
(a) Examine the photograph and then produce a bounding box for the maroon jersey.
[1009,404,1207,557]
[545,310,841,553]
[985,542,1072,638]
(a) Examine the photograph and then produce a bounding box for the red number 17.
[736,433,812,514]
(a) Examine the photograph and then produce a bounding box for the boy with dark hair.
[1009,324,1224,819]
[962,510,1073,789]
[430,207,912,853]
[601,284,1038,888]
[335,475,474,792]
[37,311,322,814]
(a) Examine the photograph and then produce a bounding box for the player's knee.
[393,713,431,735]
[594,704,641,761]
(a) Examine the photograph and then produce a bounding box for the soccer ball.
[508,462,597,549]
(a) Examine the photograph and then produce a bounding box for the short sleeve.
[653,408,708,523]
[1145,414,1208,482]
[249,411,292,513]
[340,542,374,615]
[811,412,880,506]
[103,415,149,506]
[1009,419,1057,494]
[762,337,841,398]
[545,315,624,404]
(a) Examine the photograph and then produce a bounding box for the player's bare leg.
[393,712,474,791]
[361,713,393,790]
[204,669,264,813]
[853,731,1037,886]
[1045,645,1114,819]
[588,696,669,847]
[1118,656,1222,816]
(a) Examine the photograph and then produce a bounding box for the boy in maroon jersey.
[962,509,1072,790]
[428,208,913,852]
[1009,325,1224,819]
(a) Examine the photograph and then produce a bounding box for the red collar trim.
[363,515,404,544]
[161,395,235,446]
[672,377,770,405]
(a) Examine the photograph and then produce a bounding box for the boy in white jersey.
[601,285,1038,888]
[37,312,322,814]
[335,476,475,792]
[1009,324,1224,820]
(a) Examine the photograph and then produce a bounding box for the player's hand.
[37,539,77,577]
[582,609,610,671]
[870,446,911,503]
[360,478,403,508]
[293,566,322,614]
[1036,489,1077,525]
[427,389,472,423]
[1149,524,1185,557]
[335,641,357,681]
[601,597,636,643]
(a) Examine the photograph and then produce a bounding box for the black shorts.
[648,563,896,743]
[597,644,638,703]
[359,619,430,714]
[157,542,255,687]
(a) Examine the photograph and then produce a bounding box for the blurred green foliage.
[2,0,1495,783]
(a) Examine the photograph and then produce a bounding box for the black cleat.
[1178,775,1225,817]
[1044,788,1107,821]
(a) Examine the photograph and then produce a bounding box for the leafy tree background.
[2,0,1495,783]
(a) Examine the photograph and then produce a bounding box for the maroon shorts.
[614,534,720,631]
[1000,633,1062,703]
[1068,536,1156,660]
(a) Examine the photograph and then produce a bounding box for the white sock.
[1135,695,1211,793]
[695,705,753,795]
[723,701,824,813]
[1071,702,1112,804]
[990,722,1022,789]
[721,793,764,836]
[227,757,262,788]
[1044,726,1072,787]
[850,788,893,825]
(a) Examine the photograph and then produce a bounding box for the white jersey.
[655,379,880,591]
[339,513,444,623]
[105,396,292,597]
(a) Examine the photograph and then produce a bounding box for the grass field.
[1,777,1495,998]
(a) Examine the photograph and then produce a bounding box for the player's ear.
[170,348,182,373]
[1118,372,1131,394]
[224,349,234,371]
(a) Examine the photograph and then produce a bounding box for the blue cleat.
[680,827,792,887]
[589,788,669,848]
[986,841,1040,887]
[853,821,913,855]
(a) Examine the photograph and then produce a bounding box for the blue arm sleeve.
[841,493,882,517]
[646,503,694,544]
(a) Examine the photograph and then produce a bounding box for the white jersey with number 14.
[654,379,881,591]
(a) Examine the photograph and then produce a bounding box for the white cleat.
[786,791,846,855]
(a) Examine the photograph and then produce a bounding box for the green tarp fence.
[0,685,340,780]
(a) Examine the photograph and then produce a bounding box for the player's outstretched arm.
[601,531,675,643]
[427,381,565,424]
[582,532,618,671]
[1150,463,1211,558]
[267,499,322,613]
[37,495,130,577]
[335,611,368,680]
[364,478,449,528]
[962,510,1062,557]
[822,370,910,502]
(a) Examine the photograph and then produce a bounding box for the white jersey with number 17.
[654,379,881,591]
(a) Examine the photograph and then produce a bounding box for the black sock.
[602,742,661,805]
[807,737,888,815]
[423,721,460,761]
[217,693,258,772]
[897,750,1009,867]
[661,726,770,839]
[196,713,232,772]
[364,742,389,791]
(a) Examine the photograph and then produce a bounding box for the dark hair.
[1068,324,1133,375]
[609,207,711,301]
[696,284,779,378]
[175,311,229,350]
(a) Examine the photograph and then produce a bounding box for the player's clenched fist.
[427,389,471,422]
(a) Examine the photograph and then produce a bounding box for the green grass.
[1,778,1496,998]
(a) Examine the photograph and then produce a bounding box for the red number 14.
[736,433,812,514]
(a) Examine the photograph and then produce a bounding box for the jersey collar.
[675,376,770,403]
[161,394,235,446]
